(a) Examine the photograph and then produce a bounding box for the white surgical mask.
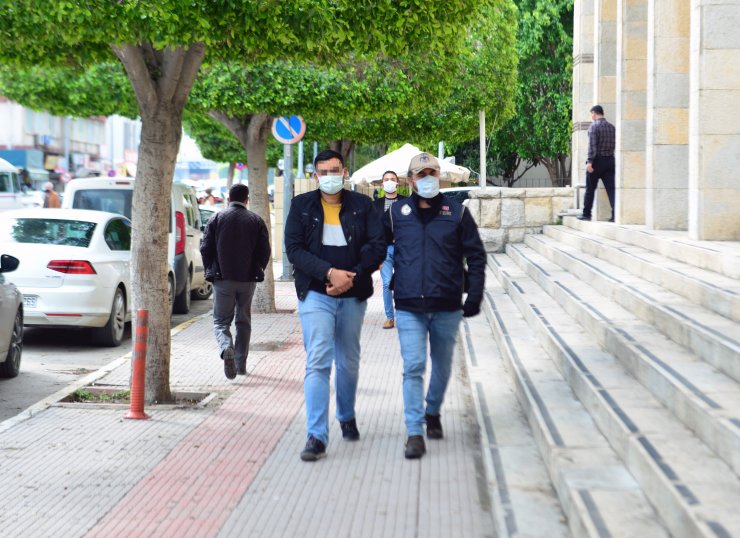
[414,175,440,199]
[318,174,344,195]
[382,180,397,194]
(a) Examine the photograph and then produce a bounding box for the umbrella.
[349,143,471,185]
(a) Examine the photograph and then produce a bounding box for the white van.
[0,158,42,211]
[61,176,210,313]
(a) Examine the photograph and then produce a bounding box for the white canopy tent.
[349,143,471,185]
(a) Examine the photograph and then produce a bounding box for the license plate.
[22,296,37,308]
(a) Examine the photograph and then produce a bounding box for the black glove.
[462,299,481,318]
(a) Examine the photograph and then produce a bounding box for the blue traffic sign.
[271,115,306,145]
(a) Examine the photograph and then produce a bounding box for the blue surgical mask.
[318,174,344,195]
[414,175,440,199]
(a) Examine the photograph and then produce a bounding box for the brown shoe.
[404,435,426,459]
[383,319,395,329]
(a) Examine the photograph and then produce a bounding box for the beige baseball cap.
[408,152,440,175]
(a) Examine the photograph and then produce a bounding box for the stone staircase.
[462,216,740,538]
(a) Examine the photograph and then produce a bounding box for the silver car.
[0,254,22,377]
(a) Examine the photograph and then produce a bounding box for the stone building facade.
[572,0,740,240]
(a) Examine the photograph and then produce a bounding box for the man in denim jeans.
[372,170,407,329]
[285,149,386,461]
[385,152,486,459]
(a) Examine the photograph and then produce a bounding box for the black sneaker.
[425,413,444,439]
[576,214,591,221]
[404,435,426,459]
[300,436,326,462]
[222,347,236,380]
[340,418,360,441]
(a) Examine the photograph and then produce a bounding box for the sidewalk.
[0,277,495,537]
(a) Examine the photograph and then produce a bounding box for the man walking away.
[385,152,486,459]
[201,183,271,380]
[285,149,386,462]
[43,182,60,208]
[372,170,407,329]
[578,104,616,222]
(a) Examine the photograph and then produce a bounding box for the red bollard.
[125,308,151,420]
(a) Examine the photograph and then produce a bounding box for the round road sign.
[271,115,306,145]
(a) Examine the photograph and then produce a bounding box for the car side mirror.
[0,254,19,273]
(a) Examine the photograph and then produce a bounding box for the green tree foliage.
[454,0,573,186]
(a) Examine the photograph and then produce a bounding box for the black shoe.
[425,413,444,439]
[608,217,615,222]
[236,359,247,376]
[404,435,426,459]
[222,347,236,380]
[576,214,591,221]
[300,436,326,461]
[340,418,360,441]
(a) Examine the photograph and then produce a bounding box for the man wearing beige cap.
[384,152,486,459]
[43,182,60,208]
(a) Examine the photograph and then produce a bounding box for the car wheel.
[191,280,213,300]
[168,273,175,315]
[173,272,191,314]
[0,307,23,378]
[95,288,126,347]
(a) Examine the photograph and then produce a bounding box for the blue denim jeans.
[396,309,463,436]
[213,280,257,370]
[298,290,368,445]
[380,245,395,321]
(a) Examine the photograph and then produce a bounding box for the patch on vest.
[401,204,412,216]
[440,205,452,216]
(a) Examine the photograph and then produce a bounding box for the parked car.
[440,186,476,205]
[0,253,23,377]
[62,177,210,308]
[0,209,132,346]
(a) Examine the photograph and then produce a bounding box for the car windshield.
[72,189,133,219]
[0,218,97,247]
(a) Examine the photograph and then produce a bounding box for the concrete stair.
[462,218,740,538]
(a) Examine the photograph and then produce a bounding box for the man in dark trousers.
[285,149,386,462]
[201,183,271,380]
[372,170,407,329]
[579,104,616,222]
[385,152,486,459]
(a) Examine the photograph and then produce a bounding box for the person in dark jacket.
[201,183,271,380]
[384,152,486,459]
[372,170,407,329]
[285,149,386,462]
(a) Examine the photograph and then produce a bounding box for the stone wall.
[467,188,575,252]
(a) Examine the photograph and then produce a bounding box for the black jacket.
[200,202,271,282]
[285,189,386,301]
[384,193,486,313]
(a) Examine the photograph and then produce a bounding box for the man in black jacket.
[384,152,486,459]
[201,183,271,380]
[285,149,386,462]
[372,170,407,329]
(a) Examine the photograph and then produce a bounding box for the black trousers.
[582,155,615,219]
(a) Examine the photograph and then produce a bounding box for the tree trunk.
[330,139,355,164]
[540,158,560,187]
[227,162,235,188]
[210,112,277,314]
[113,42,205,403]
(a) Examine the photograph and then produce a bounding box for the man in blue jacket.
[385,152,486,459]
[285,149,386,462]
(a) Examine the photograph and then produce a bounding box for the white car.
[0,208,132,347]
[62,177,209,308]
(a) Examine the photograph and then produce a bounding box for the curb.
[0,311,212,435]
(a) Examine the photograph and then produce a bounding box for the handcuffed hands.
[326,268,356,296]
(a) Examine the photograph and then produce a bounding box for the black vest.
[390,196,465,302]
